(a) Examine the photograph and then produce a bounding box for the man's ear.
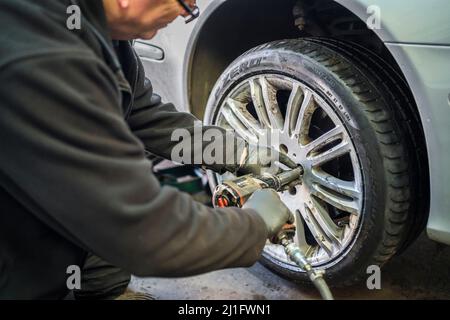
[117,0,130,9]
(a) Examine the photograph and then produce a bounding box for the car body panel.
[385,43,450,245]
[336,0,450,45]
[333,1,450,245]
[138,0,450,245]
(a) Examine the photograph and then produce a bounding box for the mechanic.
[0,0,297,299]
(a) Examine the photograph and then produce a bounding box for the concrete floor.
[129,234,450,300]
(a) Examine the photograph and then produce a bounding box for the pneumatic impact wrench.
[213,167,334,300]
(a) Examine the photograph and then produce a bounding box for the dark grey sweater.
[0,0,267,299]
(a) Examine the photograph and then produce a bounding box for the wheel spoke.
[304,126,344,154]
[227,98,263,136]
[293,209,310,253]
[299,196,344,256]
[292,89,315,141]
[221,99,261,143]
[284,83,303,135]
[307,138,352,167]
[249,77,283,130]
[298,202,333,256]
[249,78,271,128]
[311,168,361,200]
[309,176,360,214]
[310,196,344,248]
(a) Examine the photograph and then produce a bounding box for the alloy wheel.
[212,74,364,268]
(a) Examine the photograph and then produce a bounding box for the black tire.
[303,38,429,251]
[204,38,427,286]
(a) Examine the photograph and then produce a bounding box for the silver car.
[135,0,450,286]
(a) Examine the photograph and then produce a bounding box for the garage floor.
[129,233,450,300]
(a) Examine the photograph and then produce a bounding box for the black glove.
[201,132,296,176]
[220,136,297,176]
[243,189,295,239]
[240,141,297,175]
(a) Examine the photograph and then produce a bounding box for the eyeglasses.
[176,0,200,24]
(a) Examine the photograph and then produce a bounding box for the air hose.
[212,168,334,299]
[279,234,334,300]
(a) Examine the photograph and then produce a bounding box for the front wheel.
[204,38,425,286]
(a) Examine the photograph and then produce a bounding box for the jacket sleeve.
[127,75,204,160]
[0,52,268,277]
[126,53,242,173]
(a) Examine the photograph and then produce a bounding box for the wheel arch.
[185,0,404,117]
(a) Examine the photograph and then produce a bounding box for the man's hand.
[238,141,298,176]
[207,134,297,176]
[243,189,295,239]
[271,223,297,245]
